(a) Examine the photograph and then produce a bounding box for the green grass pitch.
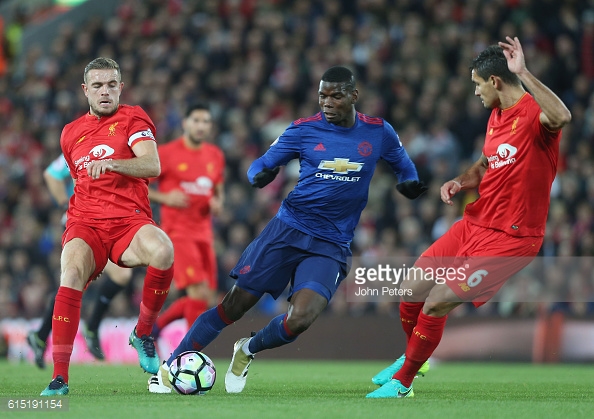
[1,360,593,418]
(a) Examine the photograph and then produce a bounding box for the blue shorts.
[230,217,351,302]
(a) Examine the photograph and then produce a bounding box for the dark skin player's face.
[318,81,358,128]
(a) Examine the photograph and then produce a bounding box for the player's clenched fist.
[396,180,428,199]
[440,179,461,206]
[87,159,115,179]
[252,167,280,188]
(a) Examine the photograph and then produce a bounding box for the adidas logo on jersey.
[314,143,326,151]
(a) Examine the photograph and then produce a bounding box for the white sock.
[241,338,253,356]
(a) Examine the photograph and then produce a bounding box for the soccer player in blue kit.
[148,66,427,394]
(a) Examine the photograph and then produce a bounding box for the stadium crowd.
[0,0,593,323]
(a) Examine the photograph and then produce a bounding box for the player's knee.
[60,266,87,290]
[220,288,258,322]
[285,307,318,335]
[423,283,462,316]
[400,271,435,302]
[422,301,456,317]
[220,299,246,322]
[151,241,174,268]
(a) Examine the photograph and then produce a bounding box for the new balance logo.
[314,143,326,151]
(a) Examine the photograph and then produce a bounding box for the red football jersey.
[464,93,561,237]
[61,104,157,219]
[155,138,225,242]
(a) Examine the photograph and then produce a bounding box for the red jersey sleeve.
[127,106,157,148]
[536,113,562,143]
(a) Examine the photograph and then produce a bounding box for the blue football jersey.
[248,112,418,246]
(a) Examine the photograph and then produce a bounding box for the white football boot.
[148,362,172,393]
[225,337,255,393]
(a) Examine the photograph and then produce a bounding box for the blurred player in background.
[149,103,224,338]
[148,66,426,394]
[27,154,132,368]
[40,57,174,396]
[368,37,571,399]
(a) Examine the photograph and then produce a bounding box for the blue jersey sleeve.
[381,122,418,182]
[247,124,301,183]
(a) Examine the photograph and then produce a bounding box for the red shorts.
[415,219,543,307]
[62,216,156,285]
[171,237,217,290]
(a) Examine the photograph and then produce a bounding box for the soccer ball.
[168,351,216,395]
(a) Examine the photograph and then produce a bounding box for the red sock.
[183,298,208,328]
[52,286,83,383]
[400,302,424,343]
[136,265,174,336]
[394,311,447,387]
[217,303,234,325]
[156,297,187,330]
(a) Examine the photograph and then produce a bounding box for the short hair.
[84,57,121,84]
[321,66,356,91]
[470,45,521,86]
[185,102,211,118]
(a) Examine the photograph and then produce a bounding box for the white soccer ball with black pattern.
[168,351,216,395]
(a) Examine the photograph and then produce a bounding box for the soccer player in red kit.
[149,103,224,335]
[40,57,175,396]
[368,37,571,398]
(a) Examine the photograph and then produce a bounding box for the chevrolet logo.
[318,158,364,174]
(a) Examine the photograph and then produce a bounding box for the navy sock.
[248,313,298,354]
[87,278,124,332]
[167,304,232,365]
[37,292,57,342]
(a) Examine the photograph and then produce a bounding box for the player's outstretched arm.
[498,36,571,131]
[383,138,426,199]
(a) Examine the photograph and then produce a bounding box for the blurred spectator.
[0,0,592,320]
